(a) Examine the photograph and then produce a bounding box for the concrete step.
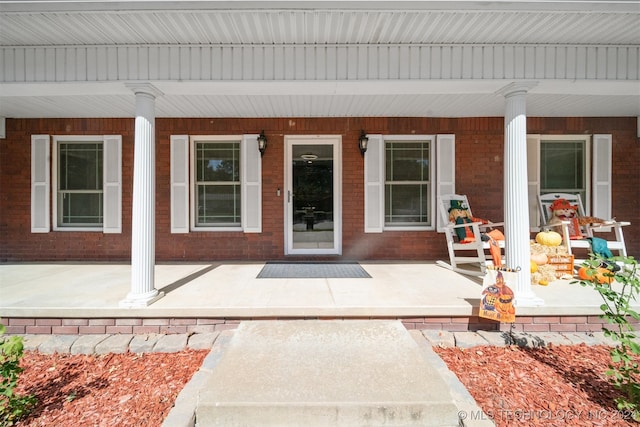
[196,320,460,426]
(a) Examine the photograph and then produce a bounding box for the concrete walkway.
[196,321,462,426]
[20,323,618,427]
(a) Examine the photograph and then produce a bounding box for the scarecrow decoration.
[448,199,503,266]
[547,198,606,241]
[547,198,583,240]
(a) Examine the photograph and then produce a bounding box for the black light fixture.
[358,130,369,155]
[257,130,267,156]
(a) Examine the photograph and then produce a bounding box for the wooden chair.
[437,194,506,276]
[537,192,629,257]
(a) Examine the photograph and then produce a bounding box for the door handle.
[288,191,291,203]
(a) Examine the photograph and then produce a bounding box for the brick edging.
[3,315,633,335]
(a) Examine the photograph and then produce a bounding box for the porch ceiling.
[1,1,639,119]
[3,1,639,46]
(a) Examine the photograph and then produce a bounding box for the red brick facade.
[2,315,630,335]
[1,116,638,261]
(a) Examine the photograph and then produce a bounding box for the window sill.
[383,226,433,232]
[52,227,103,232]
[190,227,243,232]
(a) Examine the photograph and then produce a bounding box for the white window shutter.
[592,134,612,220]
[170,135,190,233]
[436,134,455,232]
[31,135,50,233]
[103,135,122,233]
[526,135,541,229]
[364,134,384,233]
[241,134,262,233]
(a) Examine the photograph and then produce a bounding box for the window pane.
[385,184,429,224]
[194,141,242,227]
[59,143,103,190]
[59,192,103,225]
[540,141,585,191]
[386,142,430,181]
[197,184,241,225]
[196,142,239,182]
[57,142,103,227]
[385,140,431,226]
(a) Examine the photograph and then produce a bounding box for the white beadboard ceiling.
[1,8,639,46]
[0,1,639,119]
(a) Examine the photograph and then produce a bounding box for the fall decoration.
[577,266,613,284]
[547,254,575,278]
[579,215,607,226]
[530,241,571,285]
[535,230,563,247]
[530,252,548,266]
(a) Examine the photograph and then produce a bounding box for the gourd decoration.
[530,260,538,273]
[535,230,563,247]
[577,266,613,285]
[530,232,570,286]
[530,252,549,266]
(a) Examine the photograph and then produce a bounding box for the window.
[194,139,241,227]
[364,134,447,232]
[527,134,612,230]
[31,134,122,233]
[170,134,261,233]
[57,142,104,227]
[385,140,431,226]
[540,138,587,202]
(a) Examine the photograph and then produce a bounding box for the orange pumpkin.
[577,266,590,280]
[578,266,613,284]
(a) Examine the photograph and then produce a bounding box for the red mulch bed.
[10,344,639,426]
[14,350,208,427]
[434,343,638,426]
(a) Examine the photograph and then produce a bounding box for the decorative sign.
[480,267,517,323]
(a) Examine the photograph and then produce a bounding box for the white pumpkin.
[531,252,549,265]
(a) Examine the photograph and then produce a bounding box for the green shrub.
[574,255,640,421]
[0,323,36,426]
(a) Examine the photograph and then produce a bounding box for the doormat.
[257,262,371,279]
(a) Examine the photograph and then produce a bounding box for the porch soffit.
[2,3,639,46]
[0,1,638,118]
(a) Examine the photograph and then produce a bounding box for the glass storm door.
[285,136,342,255]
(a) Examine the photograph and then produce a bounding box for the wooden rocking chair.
[537,192,629,259]
[436,194,506,276]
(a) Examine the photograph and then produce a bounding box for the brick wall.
[3,315,635,335]
[1,116,638,261]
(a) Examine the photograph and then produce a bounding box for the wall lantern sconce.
[257,130,268,156]
[359,130,369,155]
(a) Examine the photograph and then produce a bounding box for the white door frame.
[284,135,342,255]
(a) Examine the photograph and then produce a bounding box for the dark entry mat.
[257,262,371,279]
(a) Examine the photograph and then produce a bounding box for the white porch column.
[120,83,164,308]
[499,82,544,307]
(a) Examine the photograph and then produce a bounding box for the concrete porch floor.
[0,261,618,319]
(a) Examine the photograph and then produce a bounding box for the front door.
[285,135,342,255]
